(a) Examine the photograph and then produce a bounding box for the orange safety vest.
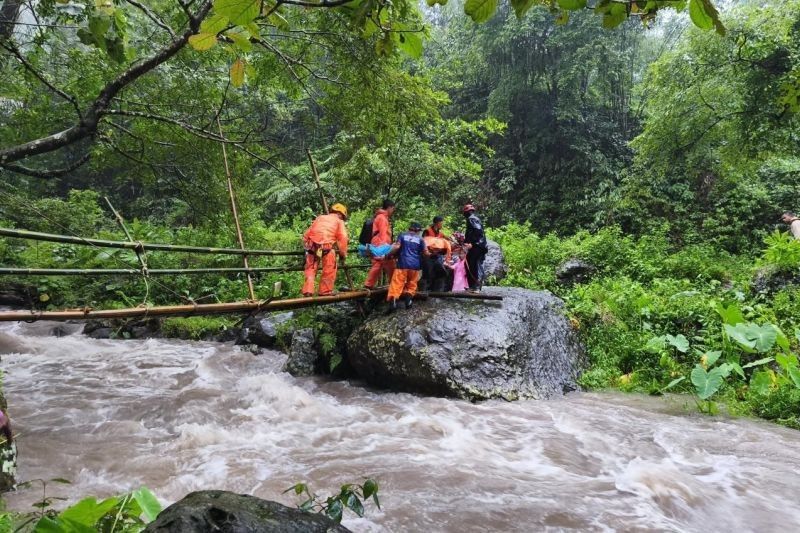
[303,213,348,258]
[423,236,451,262]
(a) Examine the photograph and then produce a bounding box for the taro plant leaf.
[750,324,779,353]
[715,302,744,326]
[691,364,724,400]
[729,361,745,380]
[789,366,800,389]
[716,363,733,379]
[660,376,686,393]
[59,497,119,527]
[666,334,689,353]
[750,370,774,395]
[742,357,774,369]
[701,350,722,367]
[132,487,162,522]
[724,324,756,352]
[645,335,666,353]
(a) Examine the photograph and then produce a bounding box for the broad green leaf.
[200,14,230,35]
[729,361,745,380]
[716,363,733,379]
[133,487,162,522]
[464,0,499,23]
[214,0,260,26]
[702,350,722,367]
[226,30,252,52]
[602,9,627,29]
[268,12,290,31]
[326,499,343,523]
[714,302,744,325]
[644,335,665,353]
[660,375,686,392]
[59,497,118,526]
[691,364,724,400]
[510,0,536,18]
[749,324,778,353]
[362,479,378,499]
[688,0,725,35]
[189,33,218,51]
[230,59,246,87]
[742,357,774,369]
[750,370,773,395]
[397,32,423,59]
[345,493,365,517]
[724,324,756,352]
[558,0,586,9]
[665,333,689,353]
[789,366,800,389]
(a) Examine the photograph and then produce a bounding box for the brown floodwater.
[1,320,800,532]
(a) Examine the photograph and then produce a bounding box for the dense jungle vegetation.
[2,0,800,435]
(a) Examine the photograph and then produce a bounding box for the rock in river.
[346,286,585,401]
[144,490,351,533]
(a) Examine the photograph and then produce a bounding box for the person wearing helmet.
[386,221,429,311]
[462,204,488,292]
[301,203,349,297]
[364,199,396,289]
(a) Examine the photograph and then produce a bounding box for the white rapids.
[1,320,800,532]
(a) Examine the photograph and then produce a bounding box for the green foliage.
[160,317,236,340]
[285,479,380,524]
[761,230,800,271]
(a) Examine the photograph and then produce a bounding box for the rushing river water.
[2,320,800,532]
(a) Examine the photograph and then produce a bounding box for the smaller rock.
[144,490,351,533]
[483,240,508,281]
[283,328,317,377]
[752,266,800,295]
[236,312,295,347]
[556,258,595,285]
[0,284,37,308]
[86,327,114,339]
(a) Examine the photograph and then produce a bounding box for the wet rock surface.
[282,328,317,377]
[483,240,507,281]
[556,258,596,285]
[144,490,351,533]
[235,312,295,347]
[347,286,585,401]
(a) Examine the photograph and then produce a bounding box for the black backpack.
[358,218,374,245]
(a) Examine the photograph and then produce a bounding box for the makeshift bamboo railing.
[0,227,361,256]
[0,265,368,276]
[0,289,503,322]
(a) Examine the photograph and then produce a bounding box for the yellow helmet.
[330,203,348,219]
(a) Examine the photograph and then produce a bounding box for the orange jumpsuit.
[302,213,348,296]
[365,209,395,288]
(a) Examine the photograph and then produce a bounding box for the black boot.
[385,299,397,315]
[404,295,413,309]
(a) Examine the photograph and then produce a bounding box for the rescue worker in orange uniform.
[386,222,429,311]
[302,203,349,297]
[423,215,447,239]
[364,199,396,289]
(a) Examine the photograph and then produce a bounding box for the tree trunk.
[0,1,21,41]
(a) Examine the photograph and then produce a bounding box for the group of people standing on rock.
[301,199,488,311]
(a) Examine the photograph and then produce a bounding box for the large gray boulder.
[556,258,595,285]
[282,328,317,377]
[144,490,351,533]
[236,312,295,347]
[483,240,507,281]
[346,287,585,401]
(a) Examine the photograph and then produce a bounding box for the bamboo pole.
[0,265,369,276]
[0,289,503,322]
[104,197,148,272]
[306,148,328,214]
[217,116,255,300]
[0,227,309,256]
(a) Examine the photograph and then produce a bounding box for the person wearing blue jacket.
[386,222,429,311]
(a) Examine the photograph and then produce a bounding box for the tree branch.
[0,39,82,120]
[126,0,177,40]
[0,0,213,166]
[0,152,91,178]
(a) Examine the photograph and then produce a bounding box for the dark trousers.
[421,255,448,292]
[466,246,487,290]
